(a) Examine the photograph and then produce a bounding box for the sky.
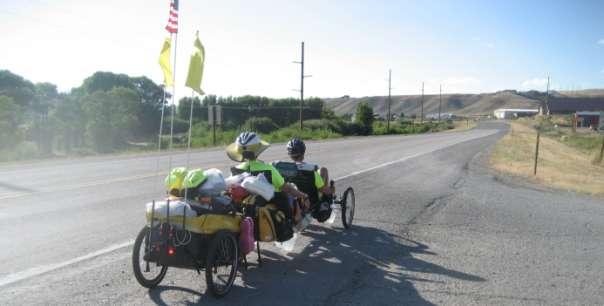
[1,0,604,101]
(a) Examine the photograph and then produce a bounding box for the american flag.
[165,0,179,34]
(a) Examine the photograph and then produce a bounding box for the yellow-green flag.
[158,37,174,87]
[185,31,205,95]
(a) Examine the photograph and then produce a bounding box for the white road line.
[0,129,499,288]
[334,152,423,181]
[0,240,134,288]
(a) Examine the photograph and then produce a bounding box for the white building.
[493,108,539,119]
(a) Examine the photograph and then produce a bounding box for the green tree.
[82,87,139,152]
[245,117,278,134]
[0,70,35,109]
[177,97,203,121]
[130,76,167,138]
[51,94,85,153]
[0,96,20,149]
[355,101,374,135]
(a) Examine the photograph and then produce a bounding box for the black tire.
[205,231,239,298]
[341,187,355,229]
[132,226,168,288]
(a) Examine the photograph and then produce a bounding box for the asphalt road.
[1,122,602,305]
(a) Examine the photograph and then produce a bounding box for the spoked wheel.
[132,226,168,288]
[341,187,355,229]
[205,231,239,298]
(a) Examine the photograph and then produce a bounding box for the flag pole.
[167,31,179,173]
[183,89,197,200]
[153,86,167,194]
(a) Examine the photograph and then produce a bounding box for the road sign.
[208,105,222,126]
[216,105,222,126]
[208,105,214,124]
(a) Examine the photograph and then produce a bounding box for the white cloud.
[598,38,604,45]
[521,78,548,90]
[484,42,495,49]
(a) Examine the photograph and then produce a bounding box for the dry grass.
[490,121,604,196]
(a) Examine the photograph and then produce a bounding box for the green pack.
[165,167,188,195]
[183,168,207,189]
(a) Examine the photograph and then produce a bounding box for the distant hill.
[323,89,604,117]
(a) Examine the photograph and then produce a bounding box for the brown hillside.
[325,91,543,117]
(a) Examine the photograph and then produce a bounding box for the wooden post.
[597,134,604,164]
[571,114,577,134]
[533,128,541,176]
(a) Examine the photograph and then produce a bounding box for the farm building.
[575,111,603,129]
[493,108,539,119]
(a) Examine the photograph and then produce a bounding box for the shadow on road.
[147,224,485,306]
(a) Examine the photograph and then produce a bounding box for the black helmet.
[287,138,306,156]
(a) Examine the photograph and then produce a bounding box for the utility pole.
[545,75,550,115]
[292,42,311,130]
[387,69,392,131]
[420,82,424,123]
[438,84,442,124]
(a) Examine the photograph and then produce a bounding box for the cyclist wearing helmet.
[226,132,310,223]
[273,138,333,222]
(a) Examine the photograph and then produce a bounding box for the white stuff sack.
[241,173,275,201]
[225,172,251,187]
[146,200,196,228]
[198,168,226,196]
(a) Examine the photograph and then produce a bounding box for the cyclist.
[226,132,310,224]
[273,138,333,222]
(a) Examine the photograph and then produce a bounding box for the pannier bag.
[257,205,293,242]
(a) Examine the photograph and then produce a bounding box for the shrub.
[244,117,278,134]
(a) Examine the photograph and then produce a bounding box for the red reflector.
[168,247,175,256]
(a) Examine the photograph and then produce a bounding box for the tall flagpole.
[153,87,167,193]
[167,31,179,173]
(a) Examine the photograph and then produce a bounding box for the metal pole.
[153,88,167,194]
[420,82,424,124]
[533,128,541,176]
[438,84,442,124]
[168,32,179,173]
[546,75,550,116]
[387,69,391,131]
[212,106,217,146]
[300,41,304,131]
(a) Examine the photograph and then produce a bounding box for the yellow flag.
[158,37,174,87]
[185,31,205,95]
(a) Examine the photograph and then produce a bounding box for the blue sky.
[1,0,603,100]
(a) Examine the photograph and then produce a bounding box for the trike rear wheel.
[205,230,239,298]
